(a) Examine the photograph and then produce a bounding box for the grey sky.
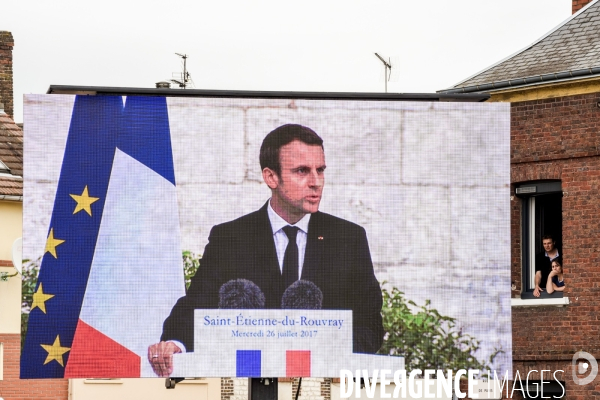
[5,0,571,123]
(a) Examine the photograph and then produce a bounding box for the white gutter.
[0,195,23,201]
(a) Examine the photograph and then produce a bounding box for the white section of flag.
[79,149,185,374]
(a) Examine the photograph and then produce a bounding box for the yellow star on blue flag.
[44,228,65,259]
[40,335,70,367]
[31,283,55,314]
[70,185,100,216]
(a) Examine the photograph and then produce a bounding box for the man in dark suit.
[148,124,383,376]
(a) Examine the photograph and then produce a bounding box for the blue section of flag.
[236,350,262,377]
[21,96,123,378]
[120,96,175,185]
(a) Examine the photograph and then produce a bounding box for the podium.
[171,309,404,377]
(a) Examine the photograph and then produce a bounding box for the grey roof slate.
[448,0,600,89]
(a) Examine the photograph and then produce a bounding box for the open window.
[515,181,563,299]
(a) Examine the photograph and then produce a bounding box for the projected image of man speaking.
[148,124,384,377]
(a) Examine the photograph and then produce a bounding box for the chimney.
[0,31,14,120]
[155,81,171,89]
[572,0,594,13]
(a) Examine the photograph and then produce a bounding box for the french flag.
[236,350,312,377]
[21,96,185,378]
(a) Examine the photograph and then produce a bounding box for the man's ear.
[262,168,279,189]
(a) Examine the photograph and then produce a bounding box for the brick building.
[440,0,600,398]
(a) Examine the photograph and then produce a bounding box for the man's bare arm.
[534,271,543,297]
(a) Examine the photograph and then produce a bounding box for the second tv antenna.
[374,53,392,93]
[171,53,193,89]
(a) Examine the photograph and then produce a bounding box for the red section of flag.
[65,319,140,378]
[286,350,311,377]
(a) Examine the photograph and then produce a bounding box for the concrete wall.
[0,200,23,346]
[70,377,221,400]
[0,200,21,263]
[0,275,20,334]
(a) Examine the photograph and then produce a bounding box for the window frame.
[0,159,10,174]
[515,180,563,300]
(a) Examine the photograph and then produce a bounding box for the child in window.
[546,257,565,294]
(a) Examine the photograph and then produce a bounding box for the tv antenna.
[171,53,194,89]
[374,53,392,93]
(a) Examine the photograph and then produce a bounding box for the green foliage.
[182,251,201,290]
[378,283,502,373]
[21,257,41,351]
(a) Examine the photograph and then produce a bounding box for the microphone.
[218,279,266,309]
[281,280,323,309]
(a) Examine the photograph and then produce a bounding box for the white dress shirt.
[267,200,311,279]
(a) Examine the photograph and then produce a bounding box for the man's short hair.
[542,234,554,242]
[260,124,324,176]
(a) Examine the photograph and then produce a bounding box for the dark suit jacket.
[161,203,384,354]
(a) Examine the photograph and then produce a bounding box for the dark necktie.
[282,226,300,288]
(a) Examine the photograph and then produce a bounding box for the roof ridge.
[444,0,600,90]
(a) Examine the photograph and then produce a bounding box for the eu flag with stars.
[21,95,185,378]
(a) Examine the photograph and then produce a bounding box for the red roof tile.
[0,112,23,196]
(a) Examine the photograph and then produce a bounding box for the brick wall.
[221,377,234,400]
[573,0,595,14]
[510,93,600,398]
[320,378,331,400]
[0,31,13,120]
[511,95,600,164]
[0,334,69,400]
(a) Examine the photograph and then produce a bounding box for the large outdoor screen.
[21,93,511,379]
